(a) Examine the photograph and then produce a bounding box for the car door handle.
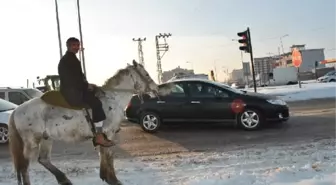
[157,100,166,104]
[191,101,200,104]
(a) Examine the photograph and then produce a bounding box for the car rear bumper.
[125,117,138,123]
[124,110,139,124]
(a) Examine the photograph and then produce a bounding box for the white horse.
[8,60,159,185]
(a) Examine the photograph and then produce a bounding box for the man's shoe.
[92,133,115,147]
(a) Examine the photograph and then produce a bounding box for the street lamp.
[280,34,289,54]
[232,39,244,68]
[222,66,229,82]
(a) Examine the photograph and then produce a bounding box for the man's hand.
[88,83,97,90]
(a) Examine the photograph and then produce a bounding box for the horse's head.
[127,60,159,95]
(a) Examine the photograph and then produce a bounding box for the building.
[161,66,194,83]
[321,58,336,69]
[168,73,208,82]
[275,45,325,72]
[253,57,278,84]
[229,69,244,83]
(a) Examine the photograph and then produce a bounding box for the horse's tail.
[8,110,28,184]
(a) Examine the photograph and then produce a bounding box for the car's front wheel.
[139,112,162,133]
[0,124,9,144]
[237,109,263,131]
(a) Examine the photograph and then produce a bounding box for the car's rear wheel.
[139,112,161,133]
[0,124,9,144]
[237,109,263,131]
[329,79,335,82]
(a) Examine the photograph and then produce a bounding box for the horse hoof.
[105,179,122,185]
[59,180,73,185]
[60,183,72,185]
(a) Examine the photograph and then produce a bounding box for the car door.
[8,91,29,105]
[186,82,234,121]
[157,82,192,121]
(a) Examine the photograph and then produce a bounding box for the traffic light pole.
[247,28,257,93]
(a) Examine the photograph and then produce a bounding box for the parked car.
[0,87,43,105]
[125,78,289,133]
[317,70,335,83]
[0,98,18,144]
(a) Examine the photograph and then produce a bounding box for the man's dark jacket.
[58,51,88,106]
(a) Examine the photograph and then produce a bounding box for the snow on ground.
[246,82,335,102]
[0,139,335,185]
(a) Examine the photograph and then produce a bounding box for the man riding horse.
[58,37,114,147]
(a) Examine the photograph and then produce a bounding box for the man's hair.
[66,37,80,47]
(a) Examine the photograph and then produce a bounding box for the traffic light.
[237,30,250,53]
[236,27,257,93]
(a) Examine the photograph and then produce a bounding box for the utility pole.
[54,0,62,59]
[76,0,86,76]
[155,33,172,83]
[132,37,146,66]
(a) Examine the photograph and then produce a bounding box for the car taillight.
[126,102,132,109]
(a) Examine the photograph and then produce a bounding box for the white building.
[229,69,244,83]
[275,45,325,72]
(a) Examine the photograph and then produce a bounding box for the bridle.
[130,65,152,92]
[128,65,156,103]
[103,64,155,103]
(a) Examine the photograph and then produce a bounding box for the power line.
[132,38,146,67]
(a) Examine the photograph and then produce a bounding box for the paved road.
[0,98,335,161]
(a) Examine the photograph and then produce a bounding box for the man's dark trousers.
[83,90,106,123]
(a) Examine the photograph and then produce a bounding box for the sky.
[0,0,335,87]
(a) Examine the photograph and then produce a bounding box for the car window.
[23,88,43,98]
[0,92,5,99]
[8,91,29,105]
[165,83,186,97]
[0,98,17,112]
[188,83,229,98]
[325,71,335,76]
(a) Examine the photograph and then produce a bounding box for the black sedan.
[125,78,289,133]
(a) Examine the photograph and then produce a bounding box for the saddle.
[40,87,105,110]
[40,90,88,110]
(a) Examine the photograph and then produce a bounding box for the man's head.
[66,37,80,54]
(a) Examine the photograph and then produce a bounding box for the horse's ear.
[132,60,138,67]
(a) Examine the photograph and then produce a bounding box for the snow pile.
[247,82,335,101]
[0,139,335,185]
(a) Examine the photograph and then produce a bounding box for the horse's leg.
[38,140,72,185]
[99,147,122,185]
[8,113,32,185]
[21,170,31,185]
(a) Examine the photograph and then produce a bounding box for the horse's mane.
[101,67,130,90]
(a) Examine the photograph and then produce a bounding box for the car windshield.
[324,71,335,76]
[24,89,43,98]
[0,98,17,112]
